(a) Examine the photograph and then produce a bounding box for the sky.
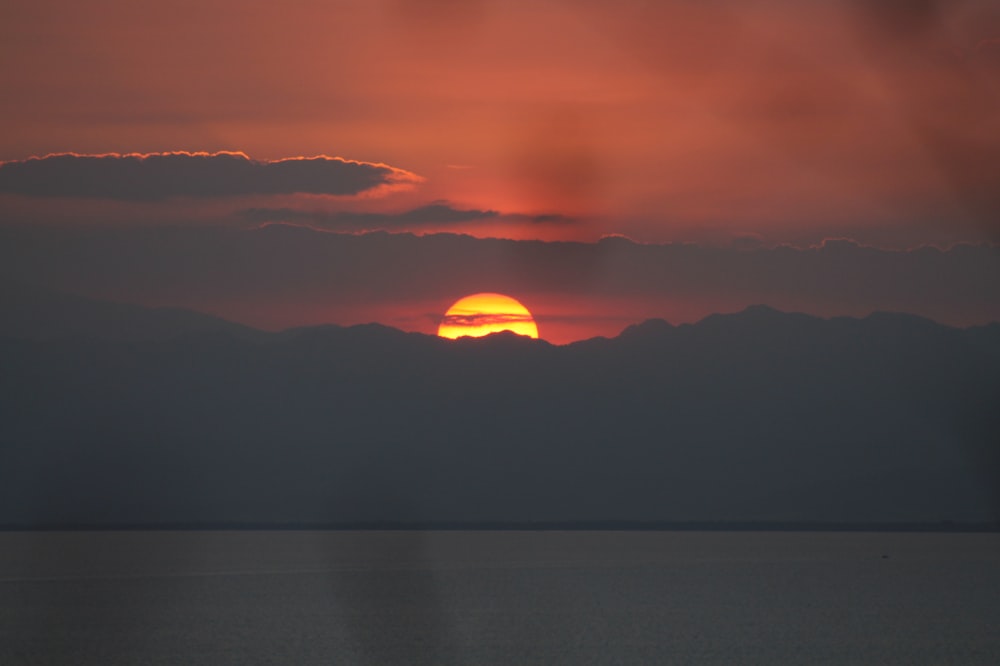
[1,0,999,342]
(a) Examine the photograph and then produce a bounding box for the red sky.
[1,0,999,341]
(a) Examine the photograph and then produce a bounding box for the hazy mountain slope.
[0,296,997,526]
[0,279,262,342]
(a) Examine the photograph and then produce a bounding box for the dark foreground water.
[1,531,998,665]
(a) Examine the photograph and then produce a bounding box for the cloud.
[0,226,997,338]
[0,152,420,201]
[241,202,498,230]
[441,313,535,327]
[240,202,574,231]
[528,213,576,225]
[842,1,1000,236]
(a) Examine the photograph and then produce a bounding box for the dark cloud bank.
[242,202,500,231]
[0,152,416,200]
[0,226,997,326]
[1,283,997,526]
[240,203,573,231]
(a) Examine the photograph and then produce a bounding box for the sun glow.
[437,293,539,339]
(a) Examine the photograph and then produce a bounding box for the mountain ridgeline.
[1,289,998,527]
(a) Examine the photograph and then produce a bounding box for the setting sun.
[437,293,540,340]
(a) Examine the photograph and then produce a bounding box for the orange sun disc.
[437,293,540,339]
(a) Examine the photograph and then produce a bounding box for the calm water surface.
[1,531,998,665]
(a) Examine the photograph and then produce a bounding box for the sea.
[1,530,997,665]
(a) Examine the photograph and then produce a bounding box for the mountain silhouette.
[0,285,997,527]
[0,279,261,342]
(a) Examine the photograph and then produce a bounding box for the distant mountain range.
[0,279,261,342]
[1,282,997,527]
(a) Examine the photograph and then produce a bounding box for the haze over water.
[2,530,998,665]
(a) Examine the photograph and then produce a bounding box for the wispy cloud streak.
[441,313,536,327]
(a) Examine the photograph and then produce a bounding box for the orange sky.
[3,0,999,246]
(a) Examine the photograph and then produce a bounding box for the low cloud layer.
[0,152,420,201]
[241,202,498,231]
[240,202,575,232]
[0,225,996,343]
